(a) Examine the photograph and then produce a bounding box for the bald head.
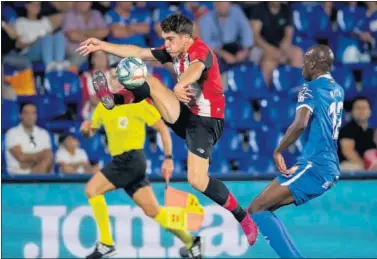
[302,45,334,81]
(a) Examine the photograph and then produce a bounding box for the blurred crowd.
[1,1,377,175]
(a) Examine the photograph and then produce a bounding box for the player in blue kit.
[247,45,344,258]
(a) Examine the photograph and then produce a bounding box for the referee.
[80,66,200,259]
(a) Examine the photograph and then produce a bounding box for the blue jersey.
[105,8,151,47]
[296,74,344,174]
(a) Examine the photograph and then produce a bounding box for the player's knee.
[85,183,101,199]
[146,75,159,86]
[141,205,159,218]
[247,200,267,215]
[187,171,207,192]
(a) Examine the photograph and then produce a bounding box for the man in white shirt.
[55,134,93,174]
[5,103,53,174]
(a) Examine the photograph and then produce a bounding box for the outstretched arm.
[274,107,311,173]
[76,38,157,61]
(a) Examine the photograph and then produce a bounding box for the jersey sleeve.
[139,100,161,126]
[151,46,172,64]
[296,85,315,113]
[188,44,213,69]
[91,104,103,129]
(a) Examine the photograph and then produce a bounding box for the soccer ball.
[116,57,148,89]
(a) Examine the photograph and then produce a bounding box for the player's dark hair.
[352,96,371,107]
[160,13,193,37]
[20,102,36,114]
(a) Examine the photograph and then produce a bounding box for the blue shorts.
[277,162,339,205]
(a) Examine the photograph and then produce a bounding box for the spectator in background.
[199,2,253,72]
[91,2,113,15]
[105,2,151,47]
[338,97,376,171]
[364,130,377,171]
[250,2,303,87]
[353,1,377,56]
[81,51,110,120]
[63,2,109,68]
[56,134,93,174]
[5,103,53,174]
[2,20,33,70]
[151,5,197,47]
[13,1,65,71]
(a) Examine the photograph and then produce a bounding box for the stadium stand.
[1,1,376,177]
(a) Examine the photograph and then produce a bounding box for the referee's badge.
[118,117,128,129]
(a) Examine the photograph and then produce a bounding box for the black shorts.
[102,149,149,197]
[165,102,224,159]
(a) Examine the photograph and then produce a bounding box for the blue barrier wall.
[3,180,377,258]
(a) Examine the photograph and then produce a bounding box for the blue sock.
[252,211,303,258]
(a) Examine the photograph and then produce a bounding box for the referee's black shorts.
[102,149,149,197]
[164,102,224,159]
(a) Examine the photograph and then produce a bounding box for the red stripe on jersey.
[186,38,224,119]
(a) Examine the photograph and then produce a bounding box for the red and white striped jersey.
[151,38,225,119]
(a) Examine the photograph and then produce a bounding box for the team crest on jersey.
[298,87,313,102]
[118,117,128,129]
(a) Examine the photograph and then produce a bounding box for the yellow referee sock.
[154,207,193,249]
[88,195,113,246]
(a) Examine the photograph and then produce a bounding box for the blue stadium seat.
[152,67,175,90]
[292,5,313,38]
[146,2,169,9]
[79,62,89,73]
[336,5,367,36]
[362,65,377,97]
[238,154,276,176]
[293,36,317,52]
[45,121,81,133]
[3,64,18,76]
[49,132,58,153]
[333,35,363,66]
[2,6,17,24]
[144,140,186,177]
[331,65,359,101]
[32,62,45,73]
[312,6,333,39]
[17,95,67,125]
[292,4,332,40]
[144,144,164,176]
[225,94,257,129]
[214,128,245,160]
[77,134,106,162]
[45,71,82,105]
[2,100,20,131]
[272,65,305,96]
[97,153,112,170]
[209,147,231,174]
[227,64,268,100]
[260,95,296,128]
[247,125,281,157]
[171,132,188,161]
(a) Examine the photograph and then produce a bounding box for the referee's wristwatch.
[164,155,173,160]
